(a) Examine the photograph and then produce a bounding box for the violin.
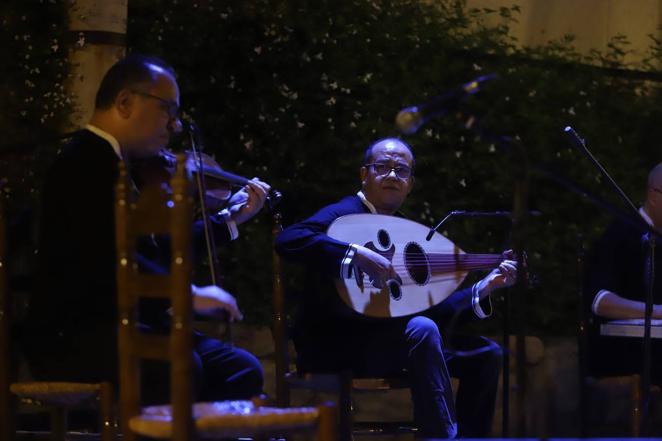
[130,149,281,213]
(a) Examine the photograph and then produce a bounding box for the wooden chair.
[115,156,336,441]
[0,202,115,441]
[271,212,415,441]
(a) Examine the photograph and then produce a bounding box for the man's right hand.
[352,245,398,289]
[192,284,244,322]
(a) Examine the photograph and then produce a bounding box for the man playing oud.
[275,137,518,438]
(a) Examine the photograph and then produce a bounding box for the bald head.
[648,163,662,190]
[95,54,175,110]
[89,54,182,158]
[363,138,415,171]
[645,163,662,228]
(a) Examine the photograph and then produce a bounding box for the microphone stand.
[426,210,525,241]
[460,120,532,438]
[564,126,656,435]
[427,208,522,436]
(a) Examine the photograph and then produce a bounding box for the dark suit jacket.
[22,129,234,382]
[584,219,662,377]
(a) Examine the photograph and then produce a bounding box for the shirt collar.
[85,124,122,159]
[357,191,377,214]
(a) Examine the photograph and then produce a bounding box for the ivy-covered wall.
[3,0,662,336]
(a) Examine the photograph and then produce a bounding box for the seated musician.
[21,54,267,403]
[585,162,662,382]
[275,137,518,438]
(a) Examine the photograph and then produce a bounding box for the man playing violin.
[22,54,268,403]
[276,137,518,438]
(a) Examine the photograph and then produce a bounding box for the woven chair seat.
[10,382,101,406]
[129,400,320,438]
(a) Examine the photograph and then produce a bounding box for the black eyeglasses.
[651,187,662,195]
[365,162,412,179]
[131,89,179,119]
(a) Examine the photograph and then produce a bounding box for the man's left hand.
[476,258,518,297]
[227,178,271,225]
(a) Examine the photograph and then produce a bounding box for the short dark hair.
[94,54,176,109]
[363,138,416,173]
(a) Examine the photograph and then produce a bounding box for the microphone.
[182,119,200,135]
[395,73,498,134]
[563,125,586,150]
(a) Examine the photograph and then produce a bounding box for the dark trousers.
[23,328,264,404]
[295,316,501,439]
[446,334,502,438]
[143,332,264,404]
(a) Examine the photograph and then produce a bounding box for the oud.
[327,214,505,317]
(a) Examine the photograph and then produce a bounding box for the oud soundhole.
[388,280,402,301]
[377,229,391,248]
[404,242,430,286]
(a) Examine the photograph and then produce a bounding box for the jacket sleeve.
[425,285,485,326]
[583,221,635,316]
[193,212,233,251]
[275,199,358,279]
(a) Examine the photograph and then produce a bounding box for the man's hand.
[352,245,398,289]
[192,284,244,322]
[594,289,662,320]
[476,259,518,298]
[227,178,271,225]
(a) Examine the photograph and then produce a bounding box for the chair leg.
[1,387,16,441]
[579,377,589,437]
[338,371,352,441]
[99,382,115,441]
[631,374,642,437]
[317,402,338,441]
[50,406,67,441]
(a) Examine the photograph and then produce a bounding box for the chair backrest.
[115,155,195,441]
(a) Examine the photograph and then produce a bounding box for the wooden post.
[66,0,127,128]
[0,204,16,441]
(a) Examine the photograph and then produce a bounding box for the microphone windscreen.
[395,106,423,134]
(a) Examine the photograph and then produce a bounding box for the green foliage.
[0,1,72,214]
